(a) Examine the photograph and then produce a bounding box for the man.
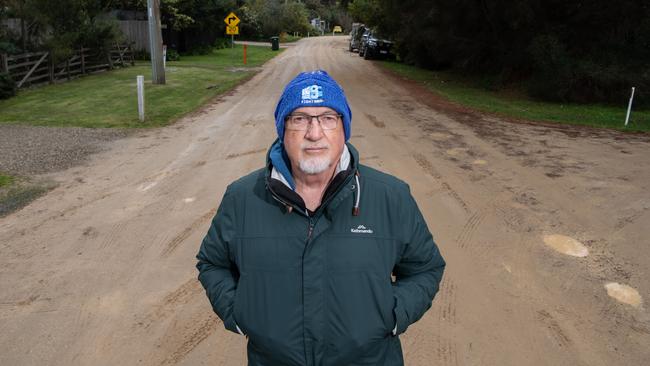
[196,70,445,366]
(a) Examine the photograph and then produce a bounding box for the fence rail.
[0,44,135,89]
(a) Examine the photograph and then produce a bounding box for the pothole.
[543,234,589,257]
[472,159,488,165]
[605,283,643,308]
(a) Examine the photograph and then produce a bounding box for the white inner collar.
[271,145,351,190]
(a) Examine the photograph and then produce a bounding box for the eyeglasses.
[285,113,341,131]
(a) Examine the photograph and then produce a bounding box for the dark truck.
[359,29,394,60]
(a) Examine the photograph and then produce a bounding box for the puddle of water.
[543,234,589,257]
[429,132,451,141]
[605,282,643,308]
[183,197,195,203]
[472,159,487,165]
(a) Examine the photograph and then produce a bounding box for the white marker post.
[137,75,145,122]
[624,87,635,127]
[162,44,167,69]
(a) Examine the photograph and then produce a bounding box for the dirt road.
[2,36,649,366]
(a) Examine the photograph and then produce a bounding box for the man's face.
[283,106,345,175]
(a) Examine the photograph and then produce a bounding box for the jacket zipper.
[307,218,314,241]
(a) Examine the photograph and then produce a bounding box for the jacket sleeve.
[196,188,240,335]
[392,185,446,335]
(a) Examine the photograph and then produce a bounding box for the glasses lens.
[319,114,339,130]
[285,113,340,130]
[287,114,309,130]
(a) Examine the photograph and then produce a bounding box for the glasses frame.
[285,113,342,131]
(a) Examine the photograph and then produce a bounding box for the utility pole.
[147,0,165,84]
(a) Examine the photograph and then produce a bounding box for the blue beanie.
[274,70,352,141]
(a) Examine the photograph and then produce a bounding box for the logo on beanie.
[301,85,323,103]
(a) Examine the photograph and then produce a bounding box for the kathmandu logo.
[301,85,324,104]
[351,225,373,234]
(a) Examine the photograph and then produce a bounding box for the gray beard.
[298,156,332,175]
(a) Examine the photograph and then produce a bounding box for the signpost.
[224,12,240,48]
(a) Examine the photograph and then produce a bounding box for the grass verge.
[379,61,650,132]
[0,174,54,217]
[0,173,14,188]
[0,45,283,128]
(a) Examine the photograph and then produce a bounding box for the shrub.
[213,38,231,50]
[528,35,650,106]
[189,45,212,55]
[166,48,180,61]
[0,73,17,99]
[0,41,18,54]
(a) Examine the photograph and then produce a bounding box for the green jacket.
[197,142,445,366]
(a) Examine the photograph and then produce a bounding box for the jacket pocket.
[233,278,246,335]
[325,270,394,364]
[234,270,305,365]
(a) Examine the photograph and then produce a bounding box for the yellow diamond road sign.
[226,25,239,35]
[224,12,240,27]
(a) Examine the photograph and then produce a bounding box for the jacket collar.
[265,139,360,216]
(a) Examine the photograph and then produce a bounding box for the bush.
[527,35,573,102]
[166,48,180,61]
[185,45,213,55]
[213,38,231,50]
[0,41,19,54]
[527,34,650,106]
[0,73,17,99]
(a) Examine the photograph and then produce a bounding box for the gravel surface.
[0,125,130,175]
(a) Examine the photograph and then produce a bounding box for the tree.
[348,0,650,105]
[239,0,311,39]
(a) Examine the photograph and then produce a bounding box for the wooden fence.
[118,20,150,52]
[0,44,135,89]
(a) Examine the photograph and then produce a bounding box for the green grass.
[280,34,303,43]
[0,173,14,188]
[380,61,650,132]
[0,173,55,217]
[0,183,52,217]
[0,45,283,128]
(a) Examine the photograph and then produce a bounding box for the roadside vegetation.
[0,173,53,217]
[349,0,649,115]
[0,44,281,215]
[380,61,650,132]
[0,173,14,188]
[0,45,281,128]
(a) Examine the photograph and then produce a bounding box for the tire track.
[99,221,127,250]
[225,148,266,160]
[158,313,219,366]
[455,209,485,250]
[411,153,471,213]
[536,310,572,348]
[439,278,457,325]
[136,278,204,330]
[435,333,459,366]
[160,209,216,257]
[365,113,386,128]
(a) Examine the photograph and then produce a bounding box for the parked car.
[349,23,366,52]
[358,29,370,57]
[358,29,394,60]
